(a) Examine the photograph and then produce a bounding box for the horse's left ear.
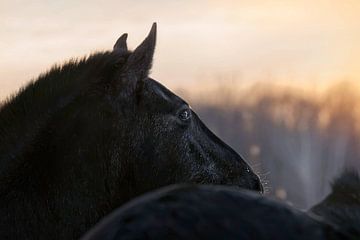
[113,33,128,53]
[123,22,157,82]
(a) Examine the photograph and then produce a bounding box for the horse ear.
[124,22,157,81]
[113,33,128,53]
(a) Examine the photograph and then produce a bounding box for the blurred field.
[181,80,360,209]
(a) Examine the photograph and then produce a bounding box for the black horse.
[81,184,346,240]
[310,170,360,239]
[0,23,262,239]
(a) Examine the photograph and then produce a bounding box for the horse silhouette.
[0,23,262,239]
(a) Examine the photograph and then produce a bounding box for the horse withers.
[0,23,262,239]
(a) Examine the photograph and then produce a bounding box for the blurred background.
[1,0,360,208]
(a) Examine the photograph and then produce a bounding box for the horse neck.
[0,178,115,239]
[0,55,109,192]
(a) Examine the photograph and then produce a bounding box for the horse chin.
[187,174,264,194]
[221,180,263,194]
[239,182,264,194]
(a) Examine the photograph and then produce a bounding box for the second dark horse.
[0,23,262,239]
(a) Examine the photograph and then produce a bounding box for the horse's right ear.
[123,23,157,80]
[113,23,156,96]
[112,23,157,97]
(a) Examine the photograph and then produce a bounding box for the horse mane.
[0,51,128,192]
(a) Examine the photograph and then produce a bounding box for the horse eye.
[179,109,191,121]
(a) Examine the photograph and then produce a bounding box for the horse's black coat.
[81,184,345,240]
[310,170,360,239]
[0,23,262,239]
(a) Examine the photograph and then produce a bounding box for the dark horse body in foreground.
[0,24,261,239]
[83,171,360,240]
[81,184,344,240]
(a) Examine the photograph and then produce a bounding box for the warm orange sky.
[1,0,360,99]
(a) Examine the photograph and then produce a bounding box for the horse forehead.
[148,78,184,104]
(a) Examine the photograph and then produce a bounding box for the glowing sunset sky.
[1,0,360,98]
